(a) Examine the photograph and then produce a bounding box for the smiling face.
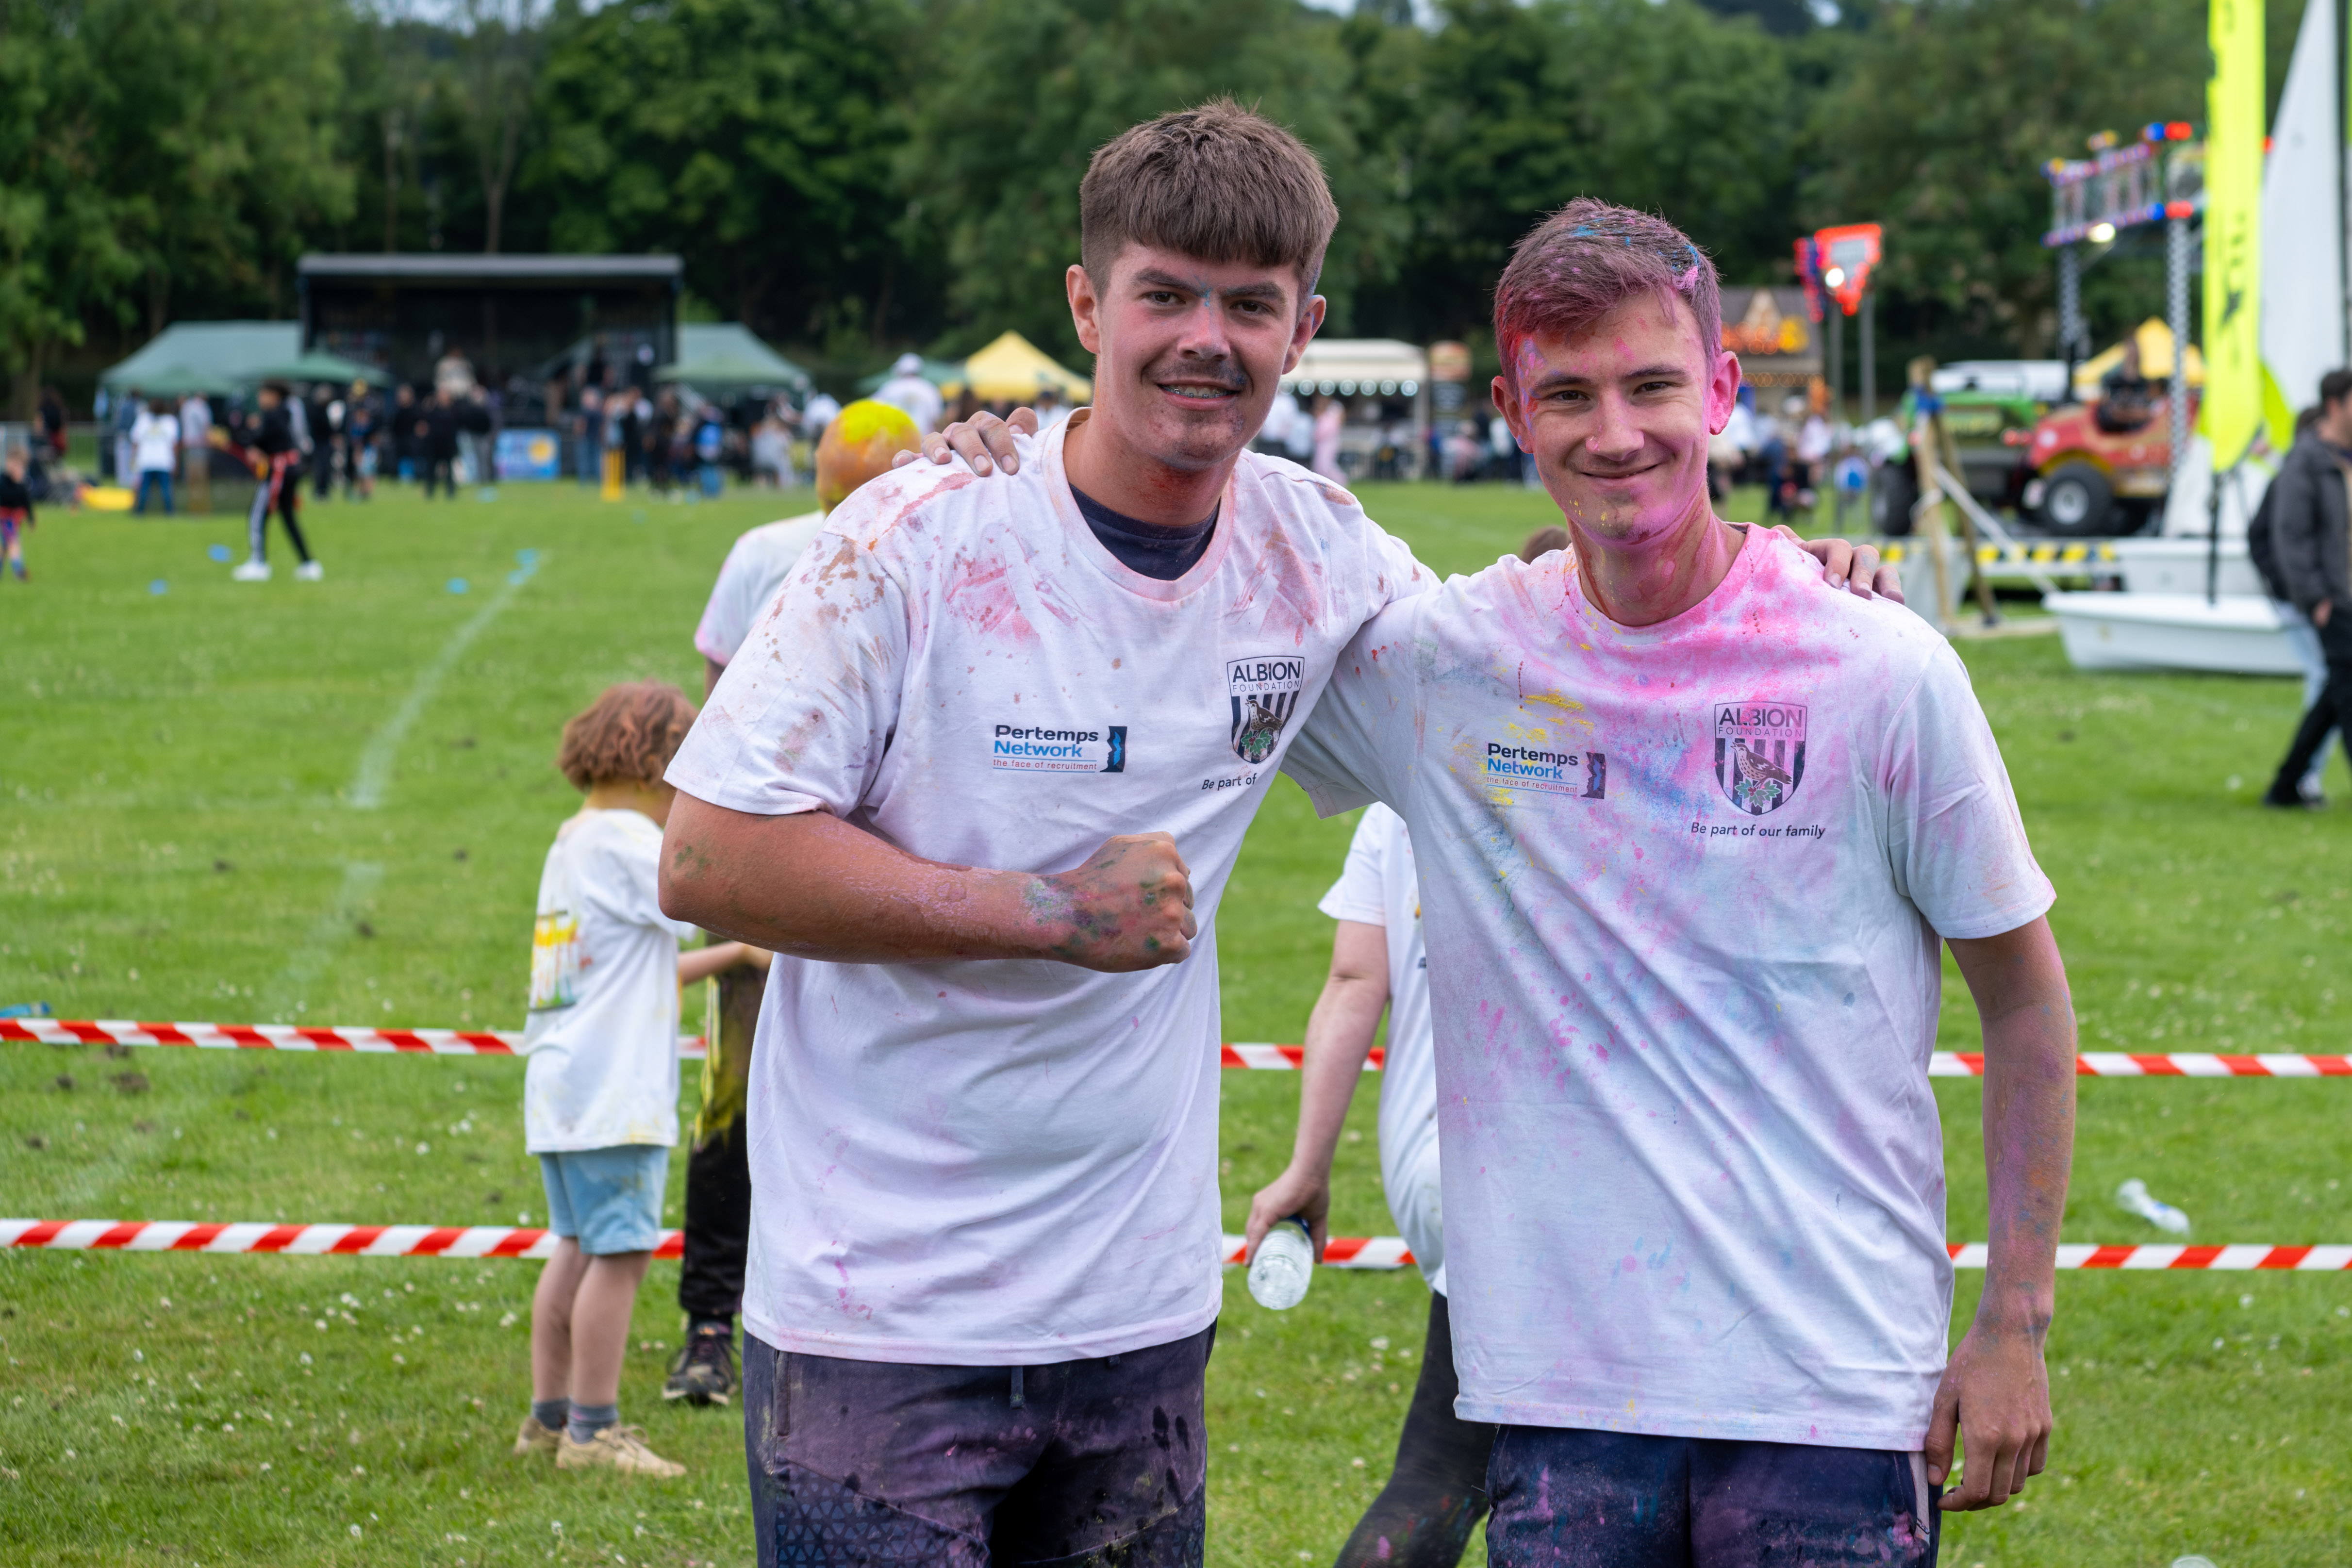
[1497,292,1740,552]
[1068,244,1325,476]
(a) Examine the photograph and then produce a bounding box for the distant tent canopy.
[654,323,812,395]
[1277,339,1428,398]
[852,332,1093,403]
[960,332,1091,402]
[99,323,383,396]
[2074,318,2205,397]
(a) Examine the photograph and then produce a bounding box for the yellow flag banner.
[2202,0,2265,465]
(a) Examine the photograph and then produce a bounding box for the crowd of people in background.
[19,342,1857,557]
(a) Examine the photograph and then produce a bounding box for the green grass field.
[2,477,2348,1566]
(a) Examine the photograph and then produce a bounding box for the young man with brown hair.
[1282,198,2076,1565]
[661,100,1403,1566]
[664,108,1900,1563]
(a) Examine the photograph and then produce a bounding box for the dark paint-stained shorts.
[1485,1425,1940,1568]
[743,1326,1212,1568]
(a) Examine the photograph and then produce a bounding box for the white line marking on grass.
[348,556,540,809]
[250,553,539,1019]
[260,862,383,1021]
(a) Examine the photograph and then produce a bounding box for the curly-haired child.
[513,680,766,1478]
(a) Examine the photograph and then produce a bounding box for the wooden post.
[1907,357,1954,631]
[1938,400,2002,626]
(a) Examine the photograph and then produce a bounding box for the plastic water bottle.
[1247,1217,1315,1310]
[2116,1178,2191,1236]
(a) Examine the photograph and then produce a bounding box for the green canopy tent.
[104,365,236,397]
[101,323,387,395]
[245,349,386,387]
[655,323,812,395]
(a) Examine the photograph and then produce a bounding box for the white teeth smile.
[1162,385,1233,400]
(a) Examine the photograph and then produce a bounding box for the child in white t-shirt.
[513,681,764,1479]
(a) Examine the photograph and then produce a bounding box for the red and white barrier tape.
[10,1023,2350,1079]
[6,1220,2346,1272]
[1219,1235,1417,1270]
[1222,1043,2352,1079]
[0,1218,679,1260]
[1958,1243,2352,1270]
[0,1019,705,1059]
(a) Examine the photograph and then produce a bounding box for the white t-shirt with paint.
[1283,527,2054,1450]
[666,413,1425,1365]
[521,807,697,1154]
[1317,803,1446,1293]
[694,511,828,666]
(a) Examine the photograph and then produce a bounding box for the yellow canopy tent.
[2071,317,2205,398]
[961,331,1093,403]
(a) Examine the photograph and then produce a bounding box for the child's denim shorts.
[539,1144,670,1255]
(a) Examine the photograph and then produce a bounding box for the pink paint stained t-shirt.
[1283,526,2054,1450]
[667,413,1424,1366]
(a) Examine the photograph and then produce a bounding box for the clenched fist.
[1035,832,1196,972]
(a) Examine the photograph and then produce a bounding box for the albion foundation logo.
[1227,655,1306,763]
[1713,700,1806,815]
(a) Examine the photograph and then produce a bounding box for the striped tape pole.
[0,1019,705,1059]
[9,1023,2351,1078]
[5,1221,2346,1271]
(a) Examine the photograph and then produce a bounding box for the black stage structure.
[297,254,681,414]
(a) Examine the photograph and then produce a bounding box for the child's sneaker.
[557,1424,685,1478]
[295,560,324,581]
[512,1415,563,1457]
[231,559,271,582]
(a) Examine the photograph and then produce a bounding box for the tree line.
[1,0,2291,414]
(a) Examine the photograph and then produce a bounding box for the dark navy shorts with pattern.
[744,1325,1213,1568]
[1485,1425,1940,1568]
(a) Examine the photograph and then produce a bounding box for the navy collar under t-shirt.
[1070,482,1218,581]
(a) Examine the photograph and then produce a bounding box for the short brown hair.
[557,680,697,791]
[1080,99,1338,301]
[1493,199,1723,396]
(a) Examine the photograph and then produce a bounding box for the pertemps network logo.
[990,723,1126,774]
[1482,741,1606,799]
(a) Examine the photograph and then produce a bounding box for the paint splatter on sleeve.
[666,527,913,821]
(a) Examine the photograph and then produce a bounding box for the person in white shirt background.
[1312,389,1346,479]
[177,392,213,514]
[130,398,179,515]
[514,681,764,1481]
[872,351,945,433]
[658,397,925,1411]
[1283,198,2074,1565]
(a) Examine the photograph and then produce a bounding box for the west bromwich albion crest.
[1713,700,1806,815]
[1227,655,1306,763]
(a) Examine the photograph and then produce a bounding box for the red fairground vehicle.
[2011,383,2196,536]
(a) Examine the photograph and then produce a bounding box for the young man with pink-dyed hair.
[1283,198,2076,1564]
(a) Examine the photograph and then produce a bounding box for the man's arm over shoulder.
[1281,600,1424,820]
